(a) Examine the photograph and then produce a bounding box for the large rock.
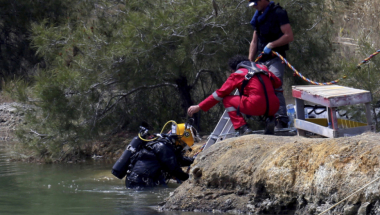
[159,132,380,214]
[0,103,26,141]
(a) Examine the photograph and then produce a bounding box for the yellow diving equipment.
[138,119,200,148]
[175,123,195,147]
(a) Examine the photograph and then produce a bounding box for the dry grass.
[0,93,16,103]
[334,0,380,58]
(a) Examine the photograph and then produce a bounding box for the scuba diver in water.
[111,120,198,189]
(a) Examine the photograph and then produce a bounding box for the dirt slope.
[159,132,380,214]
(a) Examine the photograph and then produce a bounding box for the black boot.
[264,116,275,135]
[275,116,289,129]
[238,124,252,136]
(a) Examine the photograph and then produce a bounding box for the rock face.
[160,133,380,214]
[0,103,25,140]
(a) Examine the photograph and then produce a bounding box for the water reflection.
[0,143,212,215]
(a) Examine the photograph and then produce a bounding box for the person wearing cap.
[187,55,282,135]
[248,0,293,129]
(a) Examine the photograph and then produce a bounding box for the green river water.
[0,142,213,215]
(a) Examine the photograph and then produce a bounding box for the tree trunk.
[175,76,200,131]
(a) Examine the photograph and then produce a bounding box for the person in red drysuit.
[187,55,281,135]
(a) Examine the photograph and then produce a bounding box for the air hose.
[138,120,180,142]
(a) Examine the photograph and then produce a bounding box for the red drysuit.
[199,64,281,129]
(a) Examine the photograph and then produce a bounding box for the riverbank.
[3,101,380,214]
[159,132,380,215]
[0,102,26,140]
[0,101,204,163]
[4,130,139,163]
[0,101,132,162]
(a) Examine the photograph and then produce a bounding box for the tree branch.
[30,129,48,138]
[119,82,178,98]
[191,69,214,87]
[96,83,178,121]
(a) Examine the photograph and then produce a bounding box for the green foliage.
[327,0,380,130]
[339,40,380,129]
[277,0,344,89]
[9,0,347,160]
[0,0,78,88]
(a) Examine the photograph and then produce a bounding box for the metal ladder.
[203,110,237,150]
[203,90,240,151]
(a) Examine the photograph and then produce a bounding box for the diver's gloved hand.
[263,43,273,54]
[180,156,194,167]
[185,156,195,165]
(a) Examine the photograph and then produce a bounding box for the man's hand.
[187,105,201,117]
[263,43,273,54]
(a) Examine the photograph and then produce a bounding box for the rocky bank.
[159,132,380,215]
[0,102,25,141]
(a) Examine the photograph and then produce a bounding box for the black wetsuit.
[125,138,193,189]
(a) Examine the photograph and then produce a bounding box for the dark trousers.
[261,57,288,124]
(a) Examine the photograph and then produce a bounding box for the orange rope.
[255,51,346,85]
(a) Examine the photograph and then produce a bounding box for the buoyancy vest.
[127,138,189,183]
[111,137,167,180]
[256,3,289,60]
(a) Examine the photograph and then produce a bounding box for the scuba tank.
[111,136,145,179]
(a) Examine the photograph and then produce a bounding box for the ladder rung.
[221,132,236,136]
[209,134,219,138]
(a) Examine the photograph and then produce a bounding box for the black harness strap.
[236,62,270,117]
[236,78,250,116]
[256,74,269,117]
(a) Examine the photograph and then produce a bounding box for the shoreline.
[160,132,380,214]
